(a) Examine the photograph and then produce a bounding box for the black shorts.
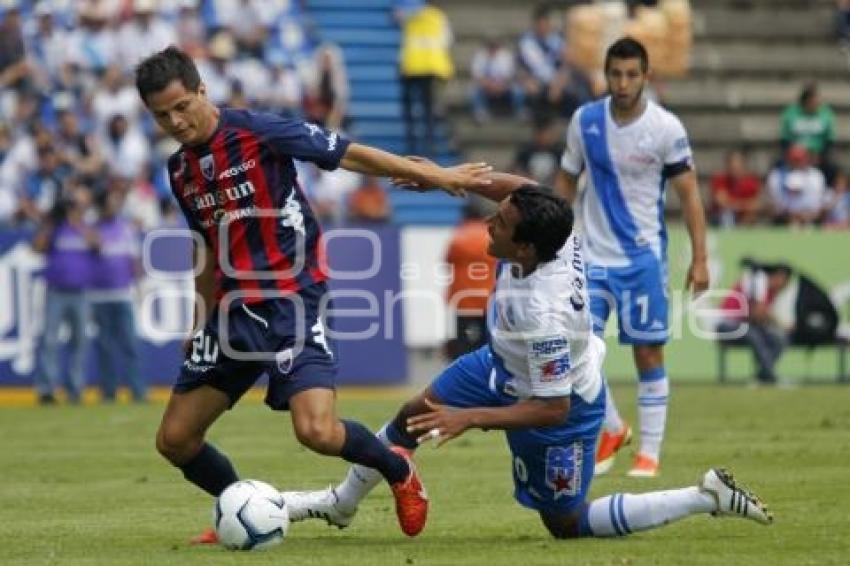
[173,282,337,410]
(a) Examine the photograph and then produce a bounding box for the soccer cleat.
[280,487,356,529]
[626,453,659,478]
[699,468,773,525]
[594,424,632,476]
[189,527,219,545]
[389,446,429,537]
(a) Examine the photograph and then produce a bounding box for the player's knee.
[156,423,201,464]
[293,417,339,455]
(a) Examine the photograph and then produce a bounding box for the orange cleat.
[594,424,632,476]
[388,446,428,537]
[627,453,659,478]
[189,527,219,545]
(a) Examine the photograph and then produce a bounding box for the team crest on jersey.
[546,443,582,499]
[200,154,215,181]
[275,348,294,374]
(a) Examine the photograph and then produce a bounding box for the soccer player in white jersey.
[556,38,709,478]
[282,172,770,539]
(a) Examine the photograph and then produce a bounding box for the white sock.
[585,487,715,536]
[603,376,624,433]
[637,376,669,461]
[334,423,397,513]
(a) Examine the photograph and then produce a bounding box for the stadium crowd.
[0,0,393,232]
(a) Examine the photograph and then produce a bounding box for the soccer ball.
[214,480,290,550]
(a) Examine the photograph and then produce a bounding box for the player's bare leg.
[287,387,429,536]
[156,385,237,544]
[539,468,771,539]
[628,344,667,478]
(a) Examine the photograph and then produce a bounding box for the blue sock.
[178,443,239,497]
[386,417,419,450]
[340,420,409,484]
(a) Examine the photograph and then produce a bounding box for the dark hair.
[604,37,649,73]
[509,185,574,262]
[799,82,818,105]
[135,46,201,105]
[533,3,551,21]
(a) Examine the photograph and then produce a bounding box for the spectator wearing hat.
[116,0,176,72]
[767,144,827,227]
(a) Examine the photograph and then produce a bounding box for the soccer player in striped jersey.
[135,46,491,541]
[556,38,709,478]
[283,171,771,538]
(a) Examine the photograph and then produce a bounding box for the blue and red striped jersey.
[167,108,350,305]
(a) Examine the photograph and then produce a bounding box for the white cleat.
[699,468,773,525]
[281,487,357,529]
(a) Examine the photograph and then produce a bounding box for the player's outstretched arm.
[339,142,492,196]
[406,397,570,447]
[555,170,579,204]
[670,170,709,294]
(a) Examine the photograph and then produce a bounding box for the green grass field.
[2,384,849,565]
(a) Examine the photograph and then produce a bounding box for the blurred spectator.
[824,171,850,228]
[517,4,563,120]
[197,31,237,105]
[512,117,564,186]
[709,149,762,227]
[767,145,827,227]
[174,0,206,58]
[303,42,349,130]
[101,114,150,181]
[66,3,117,74]
[0,5,29,116]
[18,144,71,227]
[780,83,835,166]
[837,0,850,43]
[91,189,145,403]
[267,60,303,117]
[24,2,70,93]
[0,123,15,225]
[307,166,363,225]
[91,65,142,137]
[54,104,105,181]
[116,0,177,72]
[469,37,525,123]
[444,204,496,360]
[547,44,594,119]
[398,1,454,156]
[348,176,390,223]
[31,187,98,404]
[717,261,792,386]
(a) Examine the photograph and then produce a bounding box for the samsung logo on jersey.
[531,337,567,356]
[193,181,256,211]
[218,159,256,179]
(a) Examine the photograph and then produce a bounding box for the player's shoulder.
[647,100,687,131]
[220,107,304,135]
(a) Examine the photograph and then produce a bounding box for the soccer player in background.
[555,38,709,478]
[134,46,492,542]
[283,171,771,539]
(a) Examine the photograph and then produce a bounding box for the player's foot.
[699,468,773,525]
[594,424,632,476]
[626,453,659,478]
[189,527,219,545]
[389,446,428,537]
[280,487,356,529]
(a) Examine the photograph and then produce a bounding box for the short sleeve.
[526,334,573,398]
[256,114,351,171]
[662,115,693,166]
[560,112,585,176]
[166,154,207,240]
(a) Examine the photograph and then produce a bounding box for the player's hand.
[438,162,493,197]
[686,258,710,295]
[406,398,471,448]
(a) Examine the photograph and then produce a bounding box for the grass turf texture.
[1,384,849,565]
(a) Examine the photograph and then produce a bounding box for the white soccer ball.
[214,480,290,550]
